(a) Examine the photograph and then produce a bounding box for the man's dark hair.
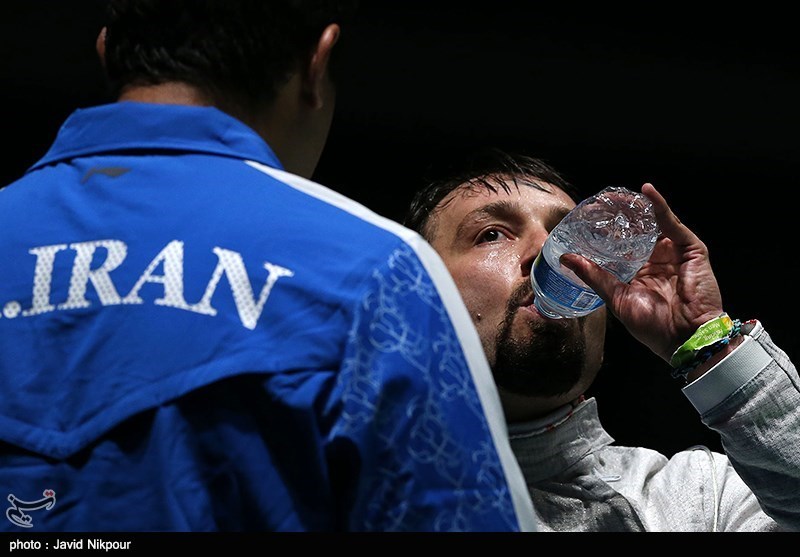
[404,147,584,242]
[102,0,359,111]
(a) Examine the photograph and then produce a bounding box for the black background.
[2,1,798,457]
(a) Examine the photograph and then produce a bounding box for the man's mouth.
[508,281,539,316]
[518,293,535,308]
[517,295,538,314]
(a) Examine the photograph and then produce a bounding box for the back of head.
[102,0,358,112]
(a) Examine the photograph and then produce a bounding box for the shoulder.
[245,162,414,239]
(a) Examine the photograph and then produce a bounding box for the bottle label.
[533,255,603,312]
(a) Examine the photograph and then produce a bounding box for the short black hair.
[404,147,583,242]
[102,0,359,110]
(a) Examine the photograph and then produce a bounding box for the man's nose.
[520,230,550,276]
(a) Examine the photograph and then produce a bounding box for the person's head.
[405,148,607,422]
[97,0,359,178]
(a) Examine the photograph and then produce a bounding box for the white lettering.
[3,301,21,319]
[58,240,127,310]
[13,239,294,330]
[22,244,68,316]
[194,248,294,330]
[9,539,41,551]
[122,240,199,311]
[57,538,83,549]
[87,539,132,550]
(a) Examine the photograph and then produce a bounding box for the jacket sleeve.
[326,241,536,532]
[683,321,800,531]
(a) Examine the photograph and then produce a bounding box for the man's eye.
[476,229,508,244]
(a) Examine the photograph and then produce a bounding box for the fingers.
[560,253,620,303]
[641,183,697,246]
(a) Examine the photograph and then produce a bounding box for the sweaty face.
[427,180,606,413]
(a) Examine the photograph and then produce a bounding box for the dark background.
[2,2,798,456]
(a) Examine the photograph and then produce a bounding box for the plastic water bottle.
[531,186,659,319]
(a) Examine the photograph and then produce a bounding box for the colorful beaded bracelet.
[670,314,742,382]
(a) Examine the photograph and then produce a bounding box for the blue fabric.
[0,103,521,531]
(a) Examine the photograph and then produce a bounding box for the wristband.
[669,314,742,382]
[669,313,734,369]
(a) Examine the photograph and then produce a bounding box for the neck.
[118,82,214,107]
[115,77,321,179]
[499,388,585,424]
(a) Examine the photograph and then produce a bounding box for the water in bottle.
[531,186,659,319]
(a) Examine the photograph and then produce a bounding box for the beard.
[491,281,588,397]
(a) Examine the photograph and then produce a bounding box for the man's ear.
[96,27,108,70]
[303,23,341,109]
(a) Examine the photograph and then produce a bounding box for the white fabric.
[509,323,800,532]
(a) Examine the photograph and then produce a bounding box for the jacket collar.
[30,101,282,172]
[507,397,615,483]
